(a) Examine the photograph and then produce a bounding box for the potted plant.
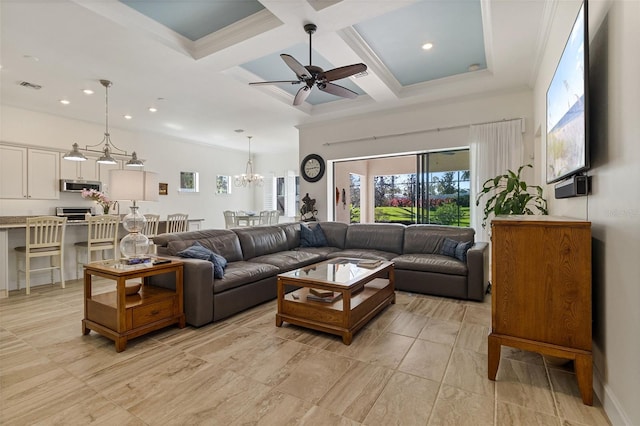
[475,164,548,229]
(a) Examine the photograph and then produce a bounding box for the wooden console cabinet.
[488,216,593,405]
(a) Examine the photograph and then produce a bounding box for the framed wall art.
[159,182,168,195]
[179,171,199,192]
[216,175,231,194]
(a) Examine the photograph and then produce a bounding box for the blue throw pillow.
[440,238,458,258]
[210,252,227,279]
[176,241,227,279]
[176,241,213,260]
[300,223,328,248]
[455,241,473,262]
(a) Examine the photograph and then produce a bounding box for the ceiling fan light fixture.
[422,42,434,50]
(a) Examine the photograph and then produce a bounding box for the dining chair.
[269,210,280,225]
[142,214,160,239]
[258,210,270,225]
[223,211,237,229]
[74,214,120,279]
[166,213,189,233]
[15,216,67,295]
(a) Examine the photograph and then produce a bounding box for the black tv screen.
[546,1,589,184]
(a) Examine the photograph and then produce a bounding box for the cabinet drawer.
[132,298,174,328]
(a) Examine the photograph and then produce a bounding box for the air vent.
[18,81,42,90]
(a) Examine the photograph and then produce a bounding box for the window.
[350,174,361,223]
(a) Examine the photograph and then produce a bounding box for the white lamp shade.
[109,170,159,201]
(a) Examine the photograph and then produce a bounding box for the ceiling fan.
[249,23,367,106]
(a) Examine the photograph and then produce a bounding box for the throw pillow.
[176,241,213,260]
[440,238,458,258]
[210,252,227,279]
[300,223,328,248]
[454,241,474,262]
[176,241,227,279]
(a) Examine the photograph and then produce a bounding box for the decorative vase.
[103,205,110,215]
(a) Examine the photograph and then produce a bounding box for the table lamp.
[109,169,159,259]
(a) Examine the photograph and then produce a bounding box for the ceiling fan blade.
[281,54,311,80]
[322,63,367,82]
[249,80,301,86]
[293,86,312,106]
[318,82,358,99]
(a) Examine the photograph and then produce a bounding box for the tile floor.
[0,280,611,425]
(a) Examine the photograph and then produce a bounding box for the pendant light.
[63,79,144,167]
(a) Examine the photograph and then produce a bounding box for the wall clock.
[301,154,325,182]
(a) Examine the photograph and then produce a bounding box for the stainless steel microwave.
[59,179,102,193]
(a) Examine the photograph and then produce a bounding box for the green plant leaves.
[475,164,548,228]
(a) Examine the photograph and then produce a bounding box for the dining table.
[235,214,261,227]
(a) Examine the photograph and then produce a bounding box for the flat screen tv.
[546,1,589,184]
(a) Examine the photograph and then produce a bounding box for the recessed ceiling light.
[468,63,481,71]
[124,115,132,120]
[422,42,433,50]
[82,89,94,95]
[59,99,70,105]
[148,107,157,112]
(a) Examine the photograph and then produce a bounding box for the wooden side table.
[82,259,185,352]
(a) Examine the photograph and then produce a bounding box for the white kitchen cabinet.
[0,145,59,199]
[59,153,98,181]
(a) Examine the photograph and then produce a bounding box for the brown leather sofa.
[150,222,489,327]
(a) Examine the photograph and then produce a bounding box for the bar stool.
[166,213,189,233]
[15,216,67,295]
[75,214,120,279]
[142,214,160,239]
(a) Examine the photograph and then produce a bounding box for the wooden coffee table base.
[276,263,395,345]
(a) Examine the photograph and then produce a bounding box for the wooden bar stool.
[74,214,120,279]
[15,216,67,295]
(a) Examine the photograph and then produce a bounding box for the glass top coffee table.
[276,257,395,344]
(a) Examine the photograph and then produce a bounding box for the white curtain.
[469,119,524,243]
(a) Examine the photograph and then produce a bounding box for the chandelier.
[63,79,143,167]
[234,136,263,187]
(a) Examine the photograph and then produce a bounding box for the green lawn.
[351,206,470,227]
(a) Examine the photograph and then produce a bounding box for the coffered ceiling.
[0,0,552,153]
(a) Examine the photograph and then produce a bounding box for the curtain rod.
[322,117,524,146]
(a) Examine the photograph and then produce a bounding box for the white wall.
[532,0,639,424]
[299,89,534,221]
[0,105,283,229]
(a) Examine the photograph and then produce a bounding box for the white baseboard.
[593,350,633,425]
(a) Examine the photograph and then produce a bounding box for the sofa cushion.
[316,221,348,249]
[233,226,289,260]
[276,222,301,250]
[249,250,324,272]
[300,223,328,247]
[344,223,405,254]
[403,225,475,254]
[296,246,343,257]
[213,261,279,294]
[392,253,468,276]
[162,229,243,262]
[326,249,398,261]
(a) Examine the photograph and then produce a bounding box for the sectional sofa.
[150,222,489,327]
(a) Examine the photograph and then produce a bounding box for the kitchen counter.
[0,216,204,297]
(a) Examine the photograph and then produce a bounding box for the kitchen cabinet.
[0,145,59,199]
[60,153,98,181]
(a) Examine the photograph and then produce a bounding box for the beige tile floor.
[0,280,611,425]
